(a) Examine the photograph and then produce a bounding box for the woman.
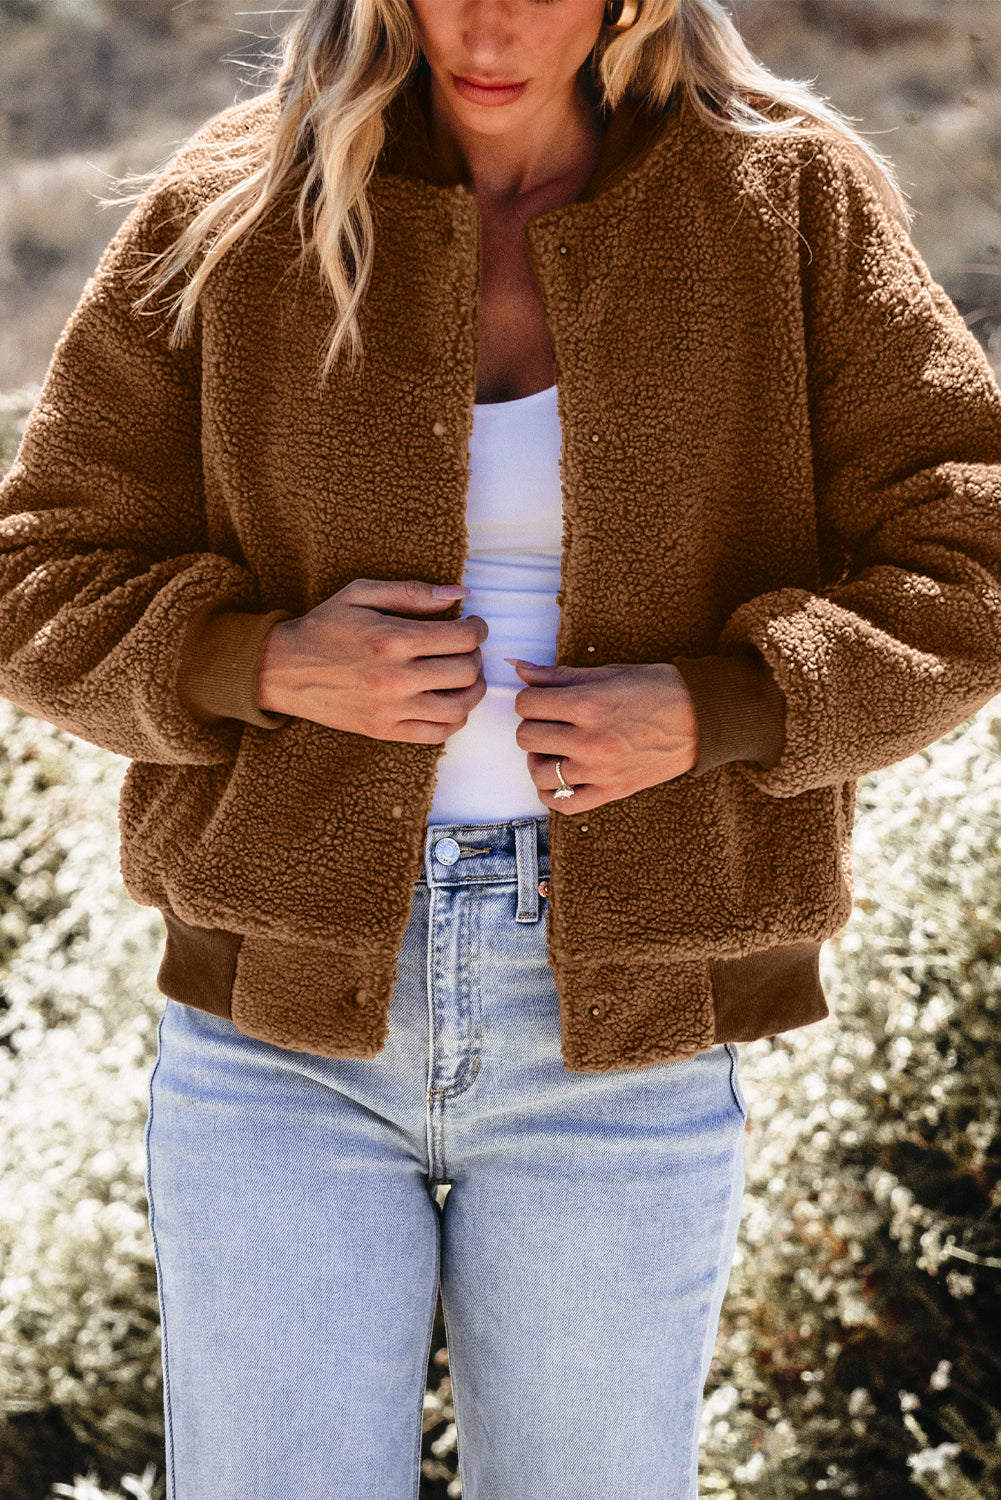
[2,0,1000,1495]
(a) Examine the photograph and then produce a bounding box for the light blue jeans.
[144,814,747,1499]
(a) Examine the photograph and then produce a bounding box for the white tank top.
[428,384,562,825]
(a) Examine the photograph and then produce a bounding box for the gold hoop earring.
[604,0,640,31]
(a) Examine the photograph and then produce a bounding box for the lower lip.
[453,75,527,107]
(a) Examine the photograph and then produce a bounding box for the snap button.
[433,836,461,865]
[559,244,568,254]
[432,420,446,437]
[589,1004,601,1016]
[586,645,595,652]
[391,804,403,819]
[355,987,369,1006]
[538,879,549,898]
[590,433,599,442]
[578,823,589,833]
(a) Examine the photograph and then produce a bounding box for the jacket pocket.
[155,903,242,1021]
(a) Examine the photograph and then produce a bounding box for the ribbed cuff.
[671,646,787,777]
[177,605,296,729]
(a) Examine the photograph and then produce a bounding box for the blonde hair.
[102,0,913,384]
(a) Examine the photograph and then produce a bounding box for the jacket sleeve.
[685,135,1001,798]
[0,180,295,763]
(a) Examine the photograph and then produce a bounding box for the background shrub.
[699,706,1001,1499]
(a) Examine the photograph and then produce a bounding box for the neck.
[427,70,607,206]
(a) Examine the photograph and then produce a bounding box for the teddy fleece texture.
[1,71,1000,1072]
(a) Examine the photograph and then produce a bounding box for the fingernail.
[433,584,469,598]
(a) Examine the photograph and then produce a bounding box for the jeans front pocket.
[724,1041,749,1124]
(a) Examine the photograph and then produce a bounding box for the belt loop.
[513,820,540,923]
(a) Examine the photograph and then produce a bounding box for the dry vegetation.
[0,0,273,389]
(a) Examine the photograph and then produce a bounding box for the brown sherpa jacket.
[2,71,1000,1072]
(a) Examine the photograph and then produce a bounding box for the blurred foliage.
[0,389,37,474]
[0,708,165,1500]
[700,706,1001,1498]
[0,0,224,35]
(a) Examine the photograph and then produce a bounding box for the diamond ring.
[553,759,576,799]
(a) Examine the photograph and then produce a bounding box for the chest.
[473,199,565,405]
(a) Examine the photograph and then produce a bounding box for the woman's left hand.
[506,658,699,815]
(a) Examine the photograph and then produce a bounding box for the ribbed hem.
[711,941,828,1041]
[176,605,296,729]
[671,646,787,777]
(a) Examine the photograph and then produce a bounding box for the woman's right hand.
[256,578,488,743]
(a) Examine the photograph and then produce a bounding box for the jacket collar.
[376,62,684,202]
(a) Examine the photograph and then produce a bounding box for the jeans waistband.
[419,816,551,924]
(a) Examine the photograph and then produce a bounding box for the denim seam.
[412,1226,442,1500]
[725,1042,748,1121]
[438,1288,466,1499]
[144,1007,178,1500]
[470,878,484,1075]
[428,891,483,1105]
[425,882,442,1180]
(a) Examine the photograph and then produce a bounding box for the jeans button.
[433,837,461,865]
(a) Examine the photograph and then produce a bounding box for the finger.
[525,750,582,789]
[371,610,489,655]
[513,685,581,723]
[535,774,600,813]
[410,648,483,692]
[517,722,584,756]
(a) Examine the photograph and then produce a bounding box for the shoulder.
[678,99,905,252]
[90,93,283,303]
[147,91,282,209]
[679,95,874,197]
